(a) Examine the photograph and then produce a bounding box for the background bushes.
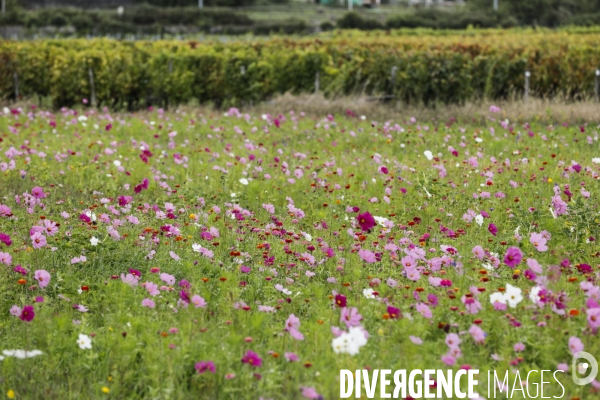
[2,30,600,108]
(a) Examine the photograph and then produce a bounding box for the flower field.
[0,104,600,399]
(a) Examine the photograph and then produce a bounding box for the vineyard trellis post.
[13,71,18,100]
[595,69,599,103]
[390,66,398,96]
[88,67,96,107]
[524,70,530,103]
[315,71,320,94]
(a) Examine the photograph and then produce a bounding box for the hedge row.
[1,30,600,108]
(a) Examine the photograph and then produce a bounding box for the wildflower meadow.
[0,104,600,399]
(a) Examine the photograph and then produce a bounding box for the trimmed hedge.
[2,29,600,108]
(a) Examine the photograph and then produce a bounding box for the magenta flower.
[334,294,347,308]
[0,232,12,246]
[530,232,548,252]
[241,350,262,367]
[504,247,522,268]
[195,360,216,374]
[285,313,304,340]
[488,223,498,236]
[34,269,51,288]
[340,307,363,328]
[387,306,401,319]
[13,265,27,275]
[31,231,47,249]
[356,212,376,232]
[31,186,47,199]
[19,305,35,322]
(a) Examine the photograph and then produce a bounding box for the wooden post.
[13,71,18,100]
[524,70,530,103]
[390,66,398,97]
[595,69,599,103]
[315,71,320,94]
[88,67,96,107]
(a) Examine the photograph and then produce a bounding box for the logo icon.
[572,351,598,385]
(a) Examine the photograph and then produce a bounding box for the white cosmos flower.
[529,286,542,304]
[423,150,433,161]
[474,215,484,226]
[301,231,312,242]
[373,216,389,227]
[77,334,92,350]
[77,115,88,122]
[592,157,600,164]
[475,137,483,143]
[2,349,43,359]
[489,292,507,305]
[482,263,494,271]
[504,284,523,308]
[332,327,368,356]
[90,237,99,246]
[239,178,249,185]
[363,288,376,299]
[113,160,121,167]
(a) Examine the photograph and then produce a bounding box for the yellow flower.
[547,178,553,183]
[108,376,113,382]
[102,387,110,394]
[7,389,15,399]
[189,214,196,219]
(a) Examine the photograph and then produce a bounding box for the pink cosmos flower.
[504,247,522,268]
[409,336,423,345]
[191,295,206,308]
[530,232,548,252]
[588,308,600,331]
[144,281,160,296]
[141,298,156,308]
[468,325,486,344]
[568,336,584,355]
[0,251,11,265]
[31,231,47,249]
[160,273,176,285]
[121,273,138,287]
[301,387,322,399]
[358,249,376,263]
[285,313,304,340]
[284,352,299,362]
[10,305,22,316]
[34,270,51,288]
[340,307,363,328]
[488,223,498,236]
[169,251,181,261]
[416,303,432,319]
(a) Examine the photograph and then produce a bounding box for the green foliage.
[1,30,600,107]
